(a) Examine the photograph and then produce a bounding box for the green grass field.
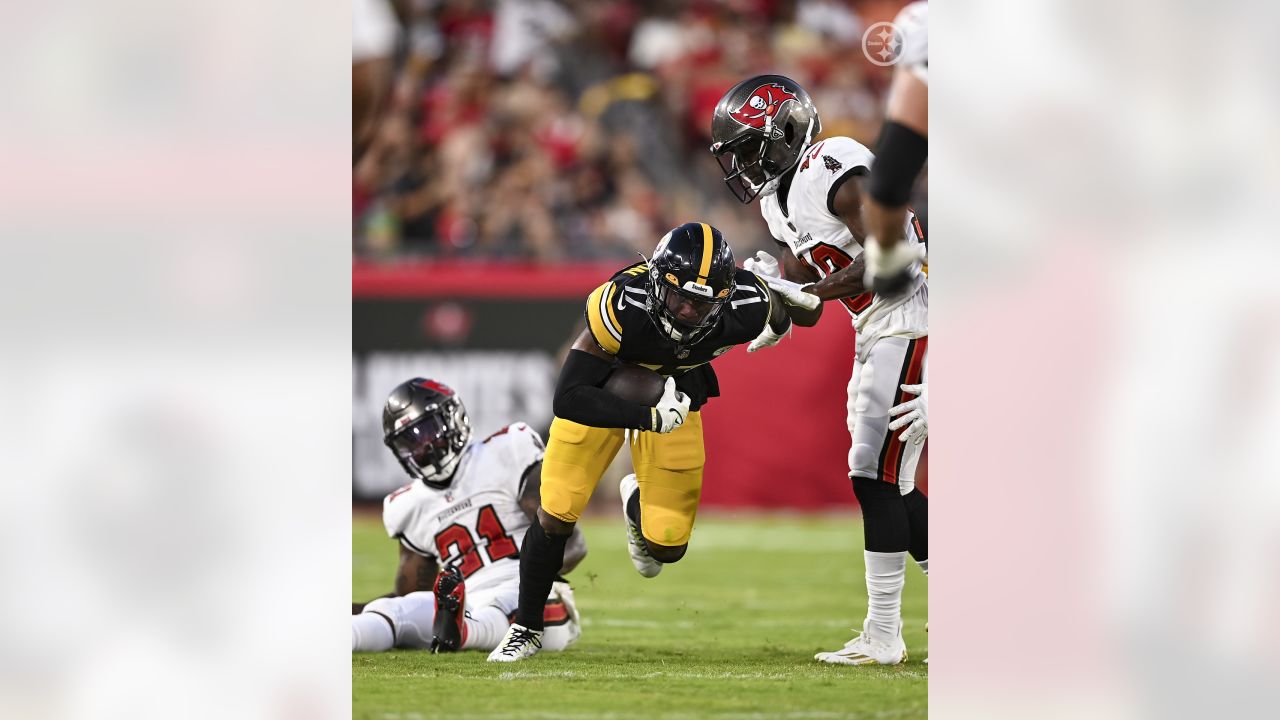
[353,513,927,720]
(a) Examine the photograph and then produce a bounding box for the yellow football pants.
[539,412,705,547]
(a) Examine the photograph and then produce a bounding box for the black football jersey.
[584,262,773,410]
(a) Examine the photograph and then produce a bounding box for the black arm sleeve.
[868,120,928,207]
[552,350,652,431]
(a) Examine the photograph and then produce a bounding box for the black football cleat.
[430,565,467,653]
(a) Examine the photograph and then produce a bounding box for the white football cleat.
[486,623,543,663]
[815,621,907,666]
[619,474,661,578]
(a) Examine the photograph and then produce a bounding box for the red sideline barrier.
[353,259,622,298]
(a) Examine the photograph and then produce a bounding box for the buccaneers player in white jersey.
[351,378,586,654]
[710,75,927,665]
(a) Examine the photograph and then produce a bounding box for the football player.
[710,75,928,665]
[876,1,930,446]
[351,378,587,654]
[864,1,929,295]
[487,222,820,662]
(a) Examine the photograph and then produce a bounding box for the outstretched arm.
[805,175,872,302]
[767,286,820,328]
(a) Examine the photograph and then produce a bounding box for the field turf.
[353,514,927,719]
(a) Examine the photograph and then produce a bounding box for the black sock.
[625,488,641,527]
[516,521,569,631]
[902,488,928,563]
[851,476,910,552]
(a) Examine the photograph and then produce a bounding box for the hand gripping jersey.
[759,135,927,356]
[584,262,774,410]
[382,422,545,596]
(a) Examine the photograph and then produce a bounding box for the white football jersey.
[759,135,927,355]
[382,422,544,596]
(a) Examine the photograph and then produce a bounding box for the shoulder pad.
[798,136,872,178]
[381,482,420,539]
[480,422,545,496]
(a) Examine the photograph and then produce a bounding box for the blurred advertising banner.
[354,261,914,507]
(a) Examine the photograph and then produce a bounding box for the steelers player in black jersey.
[488,222,821,662]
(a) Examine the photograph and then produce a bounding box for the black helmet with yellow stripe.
[646,222,737,347]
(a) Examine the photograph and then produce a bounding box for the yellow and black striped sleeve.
[585,281,624,355]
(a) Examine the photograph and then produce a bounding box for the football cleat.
[486,623,543,663]
[815,621,907,666]
[430,565,467,653]
[619,474,661,578]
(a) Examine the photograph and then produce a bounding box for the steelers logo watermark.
[862,21,905,67]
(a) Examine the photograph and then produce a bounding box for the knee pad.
[849,442,881,478]
[852,476,910,552]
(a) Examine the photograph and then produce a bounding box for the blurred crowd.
[354,0,916,263]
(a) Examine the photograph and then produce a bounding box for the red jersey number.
[798,243,873,315]
[433,505,518,578]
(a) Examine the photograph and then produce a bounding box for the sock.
[902,488,928,569]
[351,612,395,652]
[516,521,569,631]
[461,606,510,651]
[864,550,907,640]
[851,476,909,551]
[626,489,641,527]
[852,477,909,641]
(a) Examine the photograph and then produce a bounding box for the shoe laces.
[841,630,868,650]
[499,626,542,655]
[625,523,653,558]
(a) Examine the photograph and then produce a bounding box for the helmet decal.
[682,281,713,298]
[415,379,455,396]
[696,222,715,283]
[728,83,799,133]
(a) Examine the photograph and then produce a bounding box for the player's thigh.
[363,591,436,649]
[633,411,705,547]
[847,355,864,434]
[849,336,927,482]
[540,417,624,523]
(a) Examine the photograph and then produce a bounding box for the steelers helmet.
[710,75,822,203]
[382,378,472,489]
[646,223,736,347]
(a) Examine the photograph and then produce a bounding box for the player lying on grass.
[352,378,586,654]
[487,222,821,662]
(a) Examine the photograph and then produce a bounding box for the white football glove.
[747,322,789,353]
[888,383,928,445]
[758,274,820,311]
[650,377,691,434]
[863,237,926,296]
[743,250,781,280]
